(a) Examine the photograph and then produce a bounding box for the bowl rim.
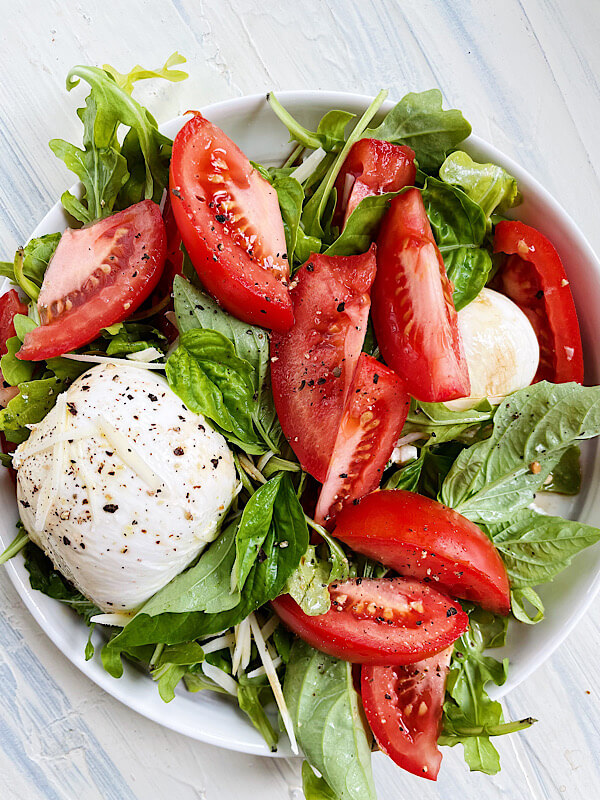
[2,88,600,757]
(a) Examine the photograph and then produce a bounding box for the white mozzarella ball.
[446,288,539,411]
[14,363,238,612]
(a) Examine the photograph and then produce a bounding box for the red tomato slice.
[17,201,166,361]
[493,220,584,383]
[169,113,293,333]
[315,354,410,526]
[272,577,467,665]
[0,289,28,408]
[372,188,470,402]
[361,646,453,780]
[333,139,416,229]
[271,249,377,482]
[333,489,510,615]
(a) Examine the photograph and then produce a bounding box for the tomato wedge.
[272,577,467,665]
[315,354,410,526]
[361,647,453,780]
[169,113,293,332]
[493,220,584,383]
[372,188,470,402]
[271,249,377,482]
[333,139,416,229]
[0,289,28,408]
[17,200,166,361]
[333,490,510,615]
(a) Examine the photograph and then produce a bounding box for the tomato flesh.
[372,188,469,402]
[361,647,453,780]
[271,249,377,482]
[169,113,293,332]
[0,289,28,407]
[272,577,468,665]
[493,220,584,383]
[315,354,410,526]
[333,489,510,615]
[18,200,166,361]
[333,138,416,229]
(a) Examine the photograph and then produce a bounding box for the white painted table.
[0,1,599,797]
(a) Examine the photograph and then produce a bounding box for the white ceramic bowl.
[2,90,600,757]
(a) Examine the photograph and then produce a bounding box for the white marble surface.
[0,0,599,797]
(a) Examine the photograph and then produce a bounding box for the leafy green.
[13,314,37,342]
[23,543,100,624]
[0,337,35,385]
[366,89,472,172]
[105,475,307,658]
[325,192,398,256]
[0,234,61,299]
[441,382,600,524]
[439,151,521,219]
[49,54,186,223]
[440,607,533,774]
[104,322,167,356]
[487,509,600,589]
[285,544,332,615]
[401,398,494,447]
[166,328,262,450]
[510,586,545,624]
[0,527,29,565]
[172,275,280,452]
[422,177,492,310]
[271,175,304,265]
[544,445,581,495]
[0,377,66,443]
[267,93,354,152]
[383,451,424,491]
[234,474,282,590]
[302,762,340,800]
[238,679,278,752]
[285,640,375,800]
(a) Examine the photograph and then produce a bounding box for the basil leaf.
[325,192,399,256]
[234,474,283,590]
[544,445,581,495]
[383,451,425,491]
[0,337,35,385]
[440,382,600,524]
[155,642,205,667]
[152,663,187,703]
[401,398,494,447]
[487,509,600,589]
[439,151,521,219]
[366,89,472,172]
[422,177,492,310]
[23,543,100,625]
[302,762,340,800]
[510,587,545,624]
[284,640,376,800]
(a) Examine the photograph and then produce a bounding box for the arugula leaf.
[383,451,425,491]
[102,51,187,94]
[0,377,66,443]
[13,314,37,342]
[105,475,307,655]
[440,607,533,774]
[234,474,282,590]
[23,543,100,625]
[285,544,332,615]
[422,177,492,309]
[0,234,61,299]
[284,640,376,800]
[439,151,521,219]
[325,192,399,256]
[173,275,280,452]
[295,227,323,266]
[104,322,167,357]
[49,55,186,223]
[366,89,472,172]
[0,337,35,385]
[440,382,600,524]
[238,679,279,752]
[302,762,340,800]
[152,663,187,703]
[271,175,304,265]
[487,509,600,589]
[267,93,354,152]
[166,328,261,449]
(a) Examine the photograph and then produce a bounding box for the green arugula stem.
[13,249,40,301]
[0,530,29,565]
[267,93,323,150]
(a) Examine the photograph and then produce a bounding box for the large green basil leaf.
[440,382,600,524]
[486,509,600,588]
[234,474,282,590]
[284,640,376,800]
[439,151,521,219]
[366,89,472,173]
[401,398,494,446]
[422,177,492,310]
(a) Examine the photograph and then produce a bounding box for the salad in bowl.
[1,53,599,797]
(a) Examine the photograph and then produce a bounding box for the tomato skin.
[333,139,416,229]
[333,490,510,615]
[372,188,470,402]
[315,354,410,526]
[272,577,468,665]
[361,647,453,780]
[18,201,166,361]
[0,290,28,355]
[169,113,293,333]
[493,220,584,383]
[271,249,377,482]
